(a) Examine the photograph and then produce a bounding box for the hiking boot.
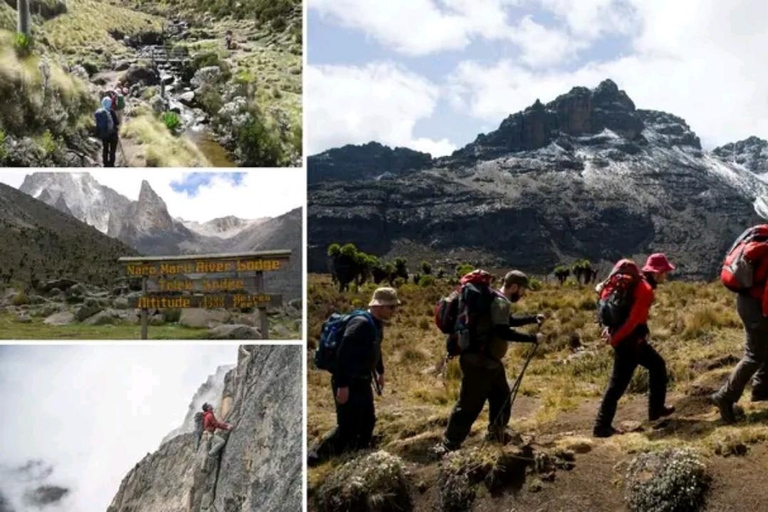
[709,393,737,424]
[649,405,675,422]
[593,425,623,438]
[307,450,322,468]
[751,390,768,402]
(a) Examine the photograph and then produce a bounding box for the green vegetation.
[161,111,180,132]
[0,312,210,339]
[13,32,32,56]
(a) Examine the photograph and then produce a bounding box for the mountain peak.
[713,136,768,175]
[448,79,694,163]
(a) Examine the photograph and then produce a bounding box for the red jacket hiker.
[203,410,229,432]
[610,277,654,347]
[741,242,768,315]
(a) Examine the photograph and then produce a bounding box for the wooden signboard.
[118,250,291,340]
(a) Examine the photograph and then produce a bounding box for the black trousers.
[102,136,118,167]
[443,352,510,449]
[595,340,667,428]
[309,378,375,462]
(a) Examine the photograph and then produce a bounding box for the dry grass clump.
[122,112,210,167]
[314,450,413,512]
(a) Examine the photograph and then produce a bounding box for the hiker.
[593,254,676,438]
[711,225,768,423]
[307,287,399,466]
[95,96,120,167]
[225,30,234,50]
[202,403,233,456]
[437,270,546,453]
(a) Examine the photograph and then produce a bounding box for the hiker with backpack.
[201,402,233,456]
[711,225,768,423]
[435,270,545,454]
[94,96,120,167]
[593,254,676,438]
[307,287,399,467]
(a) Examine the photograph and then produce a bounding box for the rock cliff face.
[106,345,301,512]
[308,79,768,278]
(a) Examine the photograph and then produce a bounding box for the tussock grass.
[122,112,209,167]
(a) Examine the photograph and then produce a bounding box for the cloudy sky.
[0,345,235,512]
[308,0,768,157]
[0,170,305,222]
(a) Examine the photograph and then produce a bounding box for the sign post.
[118,250,291,339]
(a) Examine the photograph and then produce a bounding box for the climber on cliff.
[202,403,233,456]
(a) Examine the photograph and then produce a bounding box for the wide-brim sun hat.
[642,253,675,273]
[368,287,401,307]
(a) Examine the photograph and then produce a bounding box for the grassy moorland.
[307,273,768,511]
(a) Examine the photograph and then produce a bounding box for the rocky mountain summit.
[107,345,301,512]
[713,136,768,178]
[308,79,768,278]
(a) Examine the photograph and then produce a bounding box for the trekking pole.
[118,138,130,167]
[486,324,541,443]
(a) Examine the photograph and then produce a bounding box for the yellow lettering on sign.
[126,264,157,276]
[236,259,281,272]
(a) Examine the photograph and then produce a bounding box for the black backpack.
[314,310,376,373]
[193,412,204,449]
[442,271,497,357]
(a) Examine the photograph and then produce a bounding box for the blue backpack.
[314,310,376,374]
[94,108,115,140]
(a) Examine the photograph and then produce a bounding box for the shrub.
[11,292,29,306]
[235,114,284,166]
[0,129,6,161]
[40,130,57,155]
[164,309,182,323]
[418,275,435,287]
[161,112,181,132]
[624,448,709,512]
[456,263,474,277]
[13,33,33,57]
[529,277,543,291]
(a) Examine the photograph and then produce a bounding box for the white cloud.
[307,62,456,156]
[533,0,638,40]
[0,345,236,512]
[509,16,587,68]
[448,0,768,149]
[311,0,518,56]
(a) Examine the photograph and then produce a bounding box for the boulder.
[75,298,104,322]
[42,279,78,292]
[15,313,31,323]
[44,311,75,326]
[178,91,196,106]
[123,64,160,87]
[149,314,166,326]
[179,309,230,328]
[160,74,175,86]
[83,309,122,326]
[207,325,261,339]
[68,283,86,296]
[114,297,130,310]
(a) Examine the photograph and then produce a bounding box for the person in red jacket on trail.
[593,253,676,438]
[711,232,768,423]
[202,403,233,456]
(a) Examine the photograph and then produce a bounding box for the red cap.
[642,253,675,274]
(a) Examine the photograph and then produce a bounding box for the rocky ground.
[307,273,768,511]
[0,0,301,167]
[0,278,302,339]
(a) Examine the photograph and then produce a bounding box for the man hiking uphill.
[308,287,399,467]
[712,225,768,423]
[94,96,120,167]
[593,254,676,438]
[202,402,233,456]
[436,270,546,454]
